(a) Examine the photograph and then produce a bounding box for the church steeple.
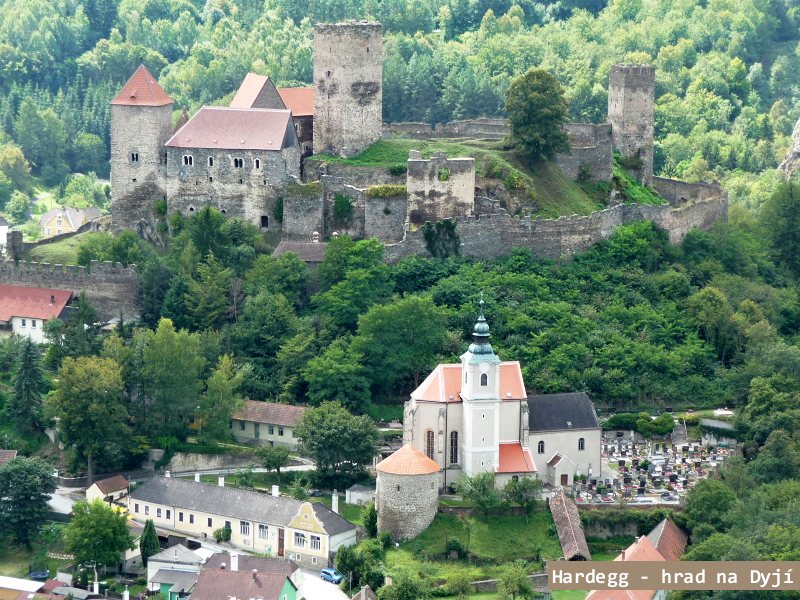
[464,297,500,364]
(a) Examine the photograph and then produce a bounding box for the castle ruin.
[608,64,656,184]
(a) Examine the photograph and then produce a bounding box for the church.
[402,302,602,490]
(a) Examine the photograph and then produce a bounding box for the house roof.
[149,544,203,566]
[230,73,286,110]
[232,400,306,427]
[203,553,297,576]
[411,362,527,403]
[549,487,591,561]
[585,536,668,600]
[278,87,314,117]
[39,207,100,230]
[528,392,599,432]
[351,586,378,600]
[0,577,44,593]
[165,107,293,151]
[376,444,441,476]
[346,484,375,493]
[190,569,292,600]
[272,241,327,263]
[0,450,18,467]
[497,443,536,473]
[150,569,199,590]
[91,474,129,494]
[0,285,72,322]
[0,216,8,226]
[130,476,355,535]
[110,65,173,107]
[646,518,688,562]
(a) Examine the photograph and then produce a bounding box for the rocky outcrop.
[779,118,800,176]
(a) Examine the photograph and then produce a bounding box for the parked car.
[320,568,344,584]
[308,489,324,497]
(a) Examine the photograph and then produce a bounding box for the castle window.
[220,209,226,214]
[263,180,267,185]
[130,152,139,162]
[425,430,435,460]
[209,177,213,182]
[578,437,585,451]
[239,179,243,184]
[480,373,488,386]
[261,216,269,229]
[254,158,261,169]
[132,178,137,183]
[233,157,244,168]
[537,441,545,454]
[449,431,458,464]
[208,156,214,167]
[183,155,193,166]
[188,206,195,212]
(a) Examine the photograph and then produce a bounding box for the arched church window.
[537,440,544,454]
[425,430,435,460]
[208,156,214,167]
[578,437,585,451]
[449,431,458,464]
[480,373,488,386]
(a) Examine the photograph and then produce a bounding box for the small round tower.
[375,444,441,541]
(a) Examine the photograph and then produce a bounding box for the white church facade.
[402,303,602,490]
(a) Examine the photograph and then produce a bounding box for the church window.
[578,437,585,451]
[130,152,139,162]
[449,432,458,464]
[425,430,435,460]
[480,373,488,386]
[233,157,244,168]
[254,158,261,169]
[183,155,193,166]
[537,441,544,454]
[208,156,214,167]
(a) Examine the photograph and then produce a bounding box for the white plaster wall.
[531,428,602,481]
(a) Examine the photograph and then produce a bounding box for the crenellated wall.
[0,260,140,320]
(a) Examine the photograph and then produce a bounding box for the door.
[278,528,285,556]
[561,474,569,486]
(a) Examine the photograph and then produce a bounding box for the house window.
[225,520,231,530]
[179,512,183,522]
[208,156,214,167]
[134,503,139,513]
[131,152,139,162]
[255,423,260,439]
[21,319,26,327]
[512,475,519,482]
[45,228,50,235]
[166,509,171,520]
[578,437,585,451]
[208,518,213,527]
[312,556,317,565]
[233,158,244,168]
[31,320,36,328]
[480,373,488,386]
[254,158,261,169]
[144,506,149,515]
[311,535,321,550]
[157,508,162,518]
[189,514,194,524]
[425,430,435,460]
[450,431,458,464]
[259,524,268,539]
[268,425,274,435]
[240,521,250,536]
[278,427,284,436]
[240,421,246,431]
[537,441,545,454]
[183,155,193,166]
[294,532,306,547]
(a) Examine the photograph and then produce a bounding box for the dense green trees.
[65,500,135,567]
[0,456,57,548]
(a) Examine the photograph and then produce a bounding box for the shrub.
[273,197,284,223]
[438,168,450,181]
[153,199,168,216]
[388,165,407,176]
[504,171,524,190]
[367,184,406,198]
[422,219,461,259]
[333,194,354,224]
[213,525,232,543]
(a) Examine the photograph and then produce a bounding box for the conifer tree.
[11,337,46,432]
[139,519,160,567]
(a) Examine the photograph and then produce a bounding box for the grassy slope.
[26,232,88,264]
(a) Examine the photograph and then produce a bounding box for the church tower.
[460,300,502,475]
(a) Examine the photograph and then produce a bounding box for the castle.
[110,22,726,261]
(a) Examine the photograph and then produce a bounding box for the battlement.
[610,64,656,76]
[315,21,382,35]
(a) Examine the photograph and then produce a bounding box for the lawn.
[27,232,90,265]
[0,532,72,579]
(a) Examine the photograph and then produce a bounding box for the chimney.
[332,490,339,514]
[252,569,258,581]
[123,586,129,600]
[50,294,55,304]
[165,470,170,478]
[218,476,225,487]
[230,553,239,572]
[271,485,279,497]
[194,473,200,482]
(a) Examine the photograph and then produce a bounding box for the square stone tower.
[608,64,655,185]
[313,21,383,158]
[110,65,174,229]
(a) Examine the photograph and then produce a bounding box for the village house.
[189,567,297,600]
[146,545,204,594]
[403,302,602,488]
[39,207,100,238]
[85,474,129,505]
[128,476,356,569]
[230,400,306,449]
[0,285,72,343]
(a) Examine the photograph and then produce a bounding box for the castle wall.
[608,65,655,185]
[322,176,366,238]
[301,159,403,187]
[283,186,324,238]
[0,260,140,320]
[313,22,383,157]
[651,176,725,208]
[376,470,440,541]
[434,118,510,139]
[364,192,407,242]
[553,123,613,183]
[406,152,475,225]
[110,104,173,228]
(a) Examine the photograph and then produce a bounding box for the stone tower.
[110,65,174,229]
[608,64,655,185]
[313,21,383,158]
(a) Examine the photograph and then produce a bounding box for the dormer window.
[480,373,488,386]
[183,155,193,166]
[130,152,139,162]
[233,158,244,168]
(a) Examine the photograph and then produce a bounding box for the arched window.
[254,158,261,169]
[480,373,488,386]
[183,155,193,166]
[425,430,435,460]
[537,440,544,454]
[449,431,458,464]
[208,156,214,167]
[578,437,585,451]
[233,157,244,168]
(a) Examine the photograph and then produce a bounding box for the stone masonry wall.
[322,176,366,238]
[302,159,404,187]
[283,190,324,238]
[406,151,475,224]
[0,260,140,320]
[553,123,613,183]
[608,64,656,184]
[314,22,383,157]
[364,192,407,242]
[376,470,440,541]
[652,177,725,208]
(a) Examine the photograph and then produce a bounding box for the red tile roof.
[0,285,72,322]
[585,536,666,600]
[190,569,291,600]
[165,107,292,151]
[497,443,536,473]
[230,73,285,110]
[111,65,173,107]
[0,449,18,466]
[278,87,314,117]
[233,400,306,427]
[92,474,129,494]
[646,518,688,562]
[411,362,527,403]
[376,444,441,475]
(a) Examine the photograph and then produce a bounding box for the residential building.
[152,569,199,600]
[86,474,129,505]
[272,238,328,266]
[146,545,204,591]
[402,303,601,488]
[39,207,100,238]
[203,552,298,578]
[230,400,306,449]
[189,568,297,600]
[351,586,378,600]
[128,476,356,568]
[345,484,375,506]
[0,285,72,343]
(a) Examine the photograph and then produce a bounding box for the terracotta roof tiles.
[549,487,591,561]
[190,569,291,600]
[111,65,173,107]
[497,443,536,473]
[165,107,293,151]
[0,285,72,322]
[0,450,17,467]
[376,444,441,475]
[278,87,314,117]
[646,518,688,562]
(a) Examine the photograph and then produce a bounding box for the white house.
[403,302,601,488]
[0,285,72,343]
[0,216,8,254]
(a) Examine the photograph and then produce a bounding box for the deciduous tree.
[0,456,56,548]
[256,444,291,484]
[65,500,135,567]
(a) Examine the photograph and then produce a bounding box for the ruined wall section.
[652,177,725,208]
[406,152,475,225]
[313,22,383,157]
[302,159,403,187]
[283,184,324,238]
[553,123,613,183]
[364,191,407,242]
[110,104,173,229]
[608,65,655,185]
[0,260,140,320]
[321,176,366,238]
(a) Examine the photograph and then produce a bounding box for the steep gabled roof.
[549,487,591,561]
[0,285,72,322]
[92,474,129,494]
[376,445,441,476]
[646,518,688,561]
[149,544,203,566]
[111,65,173,107]
[528,392,599,432]
[165,107,293,151]
[230,73,286,110]
[278,87,315,117]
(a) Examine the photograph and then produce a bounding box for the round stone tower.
[313,21,383,158]
[607,64,655,185]
[110,65,174,229]
[376,444,441,541]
